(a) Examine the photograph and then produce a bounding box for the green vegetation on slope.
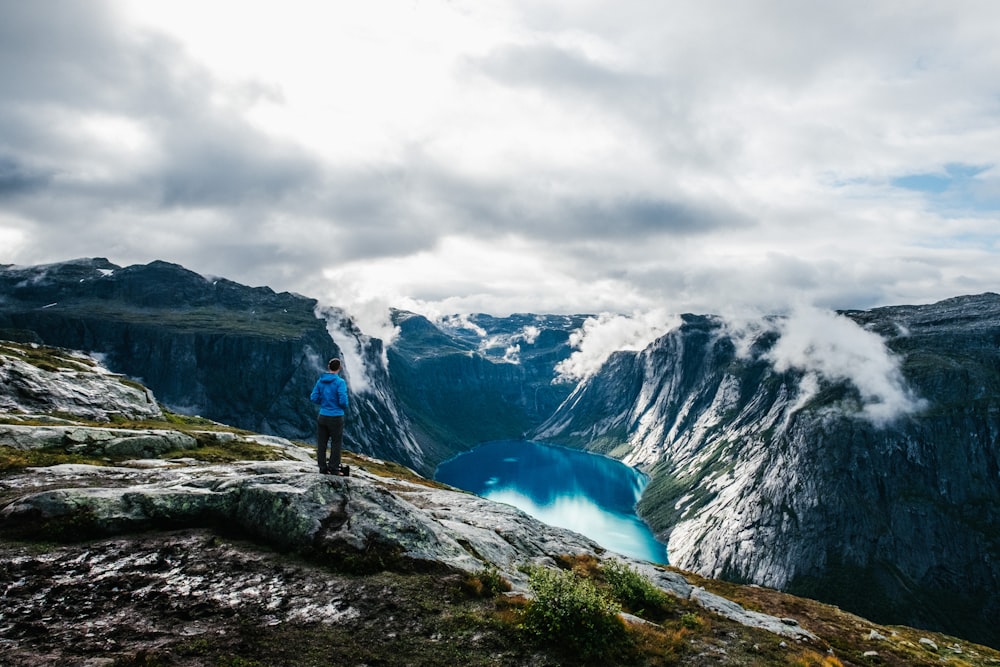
[32,300,322,338]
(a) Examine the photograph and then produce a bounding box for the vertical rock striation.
[535,296,1000,647]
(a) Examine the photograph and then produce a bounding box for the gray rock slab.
[0,442,821,643]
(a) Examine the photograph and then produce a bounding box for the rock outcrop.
[0,340,161,421]
[0,427,813,643]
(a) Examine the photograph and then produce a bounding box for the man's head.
[328,358,342,373]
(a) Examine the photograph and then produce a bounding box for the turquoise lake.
[434,439,668,563]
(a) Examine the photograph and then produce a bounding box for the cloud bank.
[726,306,926,424]
[555,310,681,381]
[315,305,383,396]
[1,0,999,324]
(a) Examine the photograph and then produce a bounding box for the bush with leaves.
[601,559,673,621]
[522,566,627,661]
[462,566,512,598]
[680,612,704,630]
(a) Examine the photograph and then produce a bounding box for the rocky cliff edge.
[3,341,998,666]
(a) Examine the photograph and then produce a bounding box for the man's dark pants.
[317,414,345,472]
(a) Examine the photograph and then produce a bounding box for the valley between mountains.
[2,258,999,663]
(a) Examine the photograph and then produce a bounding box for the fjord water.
[435,439,668,563]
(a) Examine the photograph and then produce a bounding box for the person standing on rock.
[310,357,349,475]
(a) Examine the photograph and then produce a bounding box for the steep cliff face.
[535,296,1000,648]
[317,307,426,472]
[0,259,422,470]
[1,353,830,666]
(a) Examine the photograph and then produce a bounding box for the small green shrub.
[462,566,512,597]
[601,559,673,621]
[680,612,704,630]
[522,566,627,661]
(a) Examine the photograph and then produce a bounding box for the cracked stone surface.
[1,433,816,651]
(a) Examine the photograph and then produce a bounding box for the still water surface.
[435,439,668,563]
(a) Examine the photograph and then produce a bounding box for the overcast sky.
[2,0,999,329]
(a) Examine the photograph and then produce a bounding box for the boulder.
[0,341,162,421]
[0,424,197,458]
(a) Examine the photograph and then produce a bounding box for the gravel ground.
[0,530,553,667]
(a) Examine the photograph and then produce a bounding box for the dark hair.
[328,358,341,372]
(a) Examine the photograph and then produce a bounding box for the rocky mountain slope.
[4,258,999,650]
[535,295,1000,648]
[0,258,424,470]
[0,259,583,475]
[3,341,999,666]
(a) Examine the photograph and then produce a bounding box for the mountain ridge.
[2,258,999,649]
[3,338,999,666]
[0,257,426,471]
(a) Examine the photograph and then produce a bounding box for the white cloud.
[2,0,999,321]
[0,216,28,256]
[502,344,522,364]
[555,310,681,381]
[473,324,545,364]
[760,305,926,424]
[315,305,380,395]
[439,314,487,337]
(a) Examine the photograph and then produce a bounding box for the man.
[309,357,349,475]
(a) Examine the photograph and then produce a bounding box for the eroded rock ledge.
[0,426,813,645]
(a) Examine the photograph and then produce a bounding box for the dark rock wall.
[0,259,425,470]
[0,259,333,439]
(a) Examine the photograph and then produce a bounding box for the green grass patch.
[577,429,632,456]
[0,445,107,472]
[159,438,285,463]
[601,559,675,622]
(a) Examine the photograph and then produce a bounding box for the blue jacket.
[310,372,348,417]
